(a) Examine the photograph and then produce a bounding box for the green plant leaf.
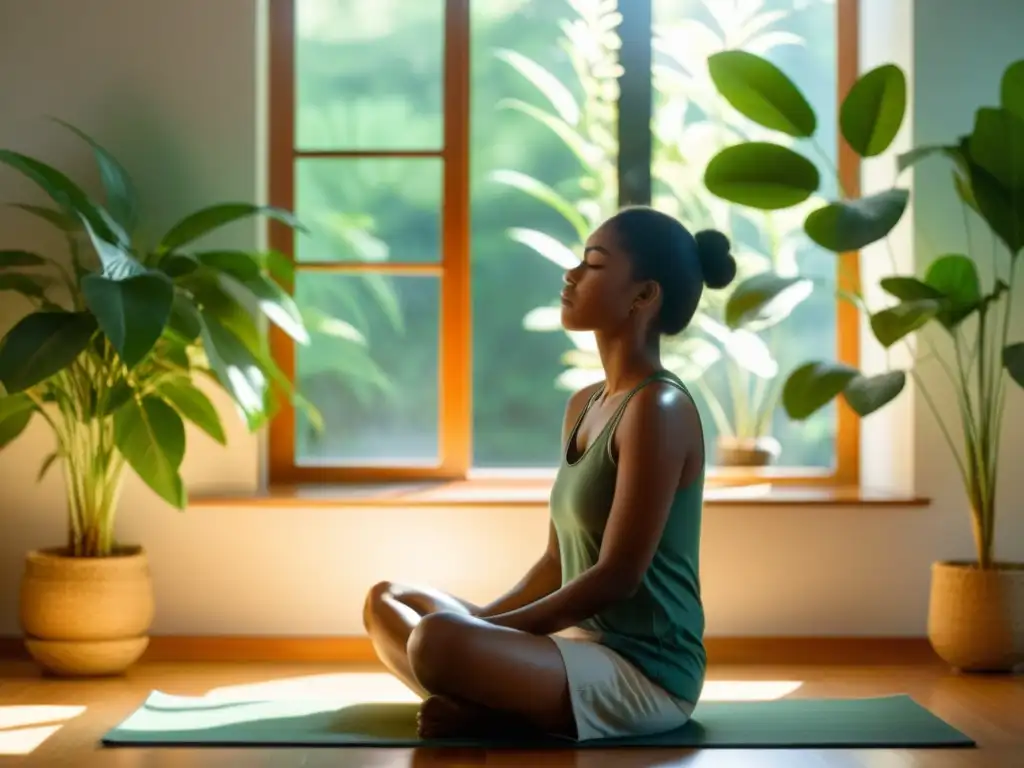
[1004,342,1024,388]
[804,188,909,252]
[37,450,59,481]
[704,143,820,210]
[168,292,203,341]
[782,361,859,420]
[879,276,944,302]
[870,299,940,348]
[490,170,590,241]
[0,149,115,242]
[707,50,816,137]
[508,227,579,269]
[840,64,907,157]
[114,395,185,508]
[0,393,35,448]
[98,379,135,417]
[194,251,261,282]
[0,311,97,393]
[494,49,580,126]
[924,253,982,328]
[0,273,52,300]
[9,203,80,232]
[82,271,174,367]
[724,271,813,330]
[1001,59,1024,121]
[79,214,146,280]
[965,157,1024,255]
[159,253,200,279]
[256,251,294,285]
[158,380,226,445]
[842,371,906,416]
[968,107,1024,191]
[498,99,602,173]
[198,311,268,429]
[52,119,139,233]
[896,144,958,174]
[0,250,47,268]
[157,204,305,254]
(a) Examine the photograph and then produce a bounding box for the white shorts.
[549,627,696,742]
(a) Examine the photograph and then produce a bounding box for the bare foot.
[416,695,534,739]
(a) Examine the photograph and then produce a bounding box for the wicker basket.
[716,436,780,467]
[19,545,155,676]
[927,560,1024,672]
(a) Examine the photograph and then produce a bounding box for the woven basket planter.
[716,436,780,467]
[19,546,155,676]
[927,560,1024,672]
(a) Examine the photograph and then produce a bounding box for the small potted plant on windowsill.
[700,51,1024,671]
[0,121,324,676]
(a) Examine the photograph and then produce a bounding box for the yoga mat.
[102,692,974,749]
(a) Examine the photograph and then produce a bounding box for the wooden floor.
[0,658,1021,767]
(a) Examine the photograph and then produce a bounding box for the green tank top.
[549,370,706,705]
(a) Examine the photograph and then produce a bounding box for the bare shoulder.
[617,380,702,456]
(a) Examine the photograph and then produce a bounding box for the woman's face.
[560,222,656,332]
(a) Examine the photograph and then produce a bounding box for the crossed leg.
[362,582,575,739]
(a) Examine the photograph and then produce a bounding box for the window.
[267,0,860,487]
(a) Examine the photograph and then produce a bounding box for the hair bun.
[694,229,736,289]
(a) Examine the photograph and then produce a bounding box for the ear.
[633,279,661,311]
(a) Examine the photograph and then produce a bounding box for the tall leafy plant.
[0,121,324,557]
[701,51,1024,568]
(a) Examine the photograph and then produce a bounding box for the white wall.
[0,0,1021,639]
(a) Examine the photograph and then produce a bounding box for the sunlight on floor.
[0,706,87,756]
[204,674,803,704]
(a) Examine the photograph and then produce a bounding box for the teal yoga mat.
[102,692,974,749]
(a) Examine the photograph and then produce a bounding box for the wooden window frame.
[266,0,862,489]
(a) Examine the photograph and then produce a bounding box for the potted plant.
[700,50,1024,670]
[0,120,322,676]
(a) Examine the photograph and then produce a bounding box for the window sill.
[190,479,930,508]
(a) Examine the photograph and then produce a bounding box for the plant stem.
[909,368,969,489]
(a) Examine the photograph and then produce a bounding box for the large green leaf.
[0,250,47,269]
[842,371,906,416]
[924,253,982,328]
[965,155,1024,256]
[494,49,580,126]
[195,255,309,345]
[82,271,174,367]
[157,379,226,445]
[1005,342,1024,388]
[0,393,35,448]
[0,273,52,300]
[9,203,80,232]
[870,299,941,348]
[724,271,813,330]
[879,276,944,302]
[53,119,139,234]
[706,50,816,137]
[703,143,820,210]
[896,144,957,174]
[158,204,305,254]
[508,228,578,269]
[782,361,859,420]
[198,312,268,429]
[79,214,146,279]
[804,188,909,252]
[0,311,97,393]
[0,149,114,242]
[168,291,203,341]
[490,170,590,241]
[968,107,1024,191]
[840,64,907,157]
[1001,59,1024,121]
[114,396,185,508]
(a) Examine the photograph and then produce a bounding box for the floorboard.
[1,659,1021,767]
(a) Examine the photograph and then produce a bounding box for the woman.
[362,205,736,742]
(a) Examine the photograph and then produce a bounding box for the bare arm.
[486,382,699,635]
[474,385,599,619]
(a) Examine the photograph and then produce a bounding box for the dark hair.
[605,206,737,335]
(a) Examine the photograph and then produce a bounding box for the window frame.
[266,0,862,489]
